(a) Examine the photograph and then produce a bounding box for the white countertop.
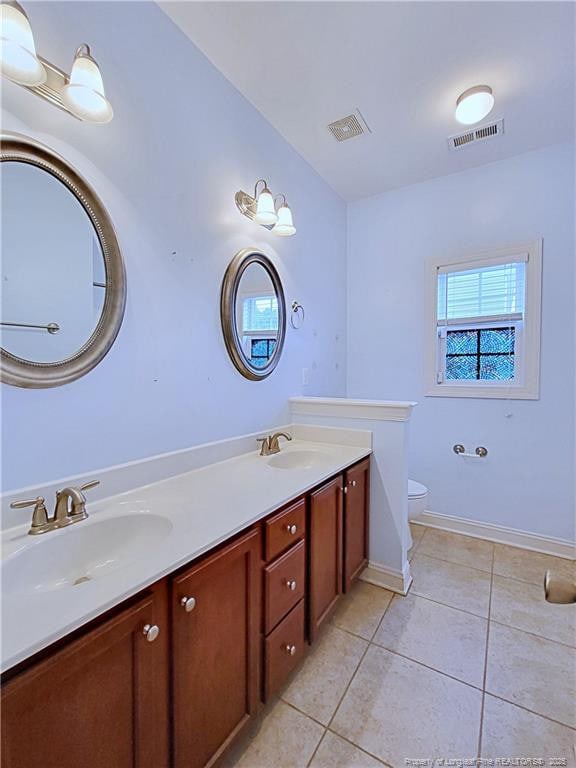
[1,438,370,672]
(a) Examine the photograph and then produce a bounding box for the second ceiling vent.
[328,109,372,142]
[448,118,504,151]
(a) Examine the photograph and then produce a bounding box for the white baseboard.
[359,560,412,595]
[413,510,576,561]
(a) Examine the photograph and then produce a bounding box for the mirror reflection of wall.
[1,162,105,363]
[235,262,279,370]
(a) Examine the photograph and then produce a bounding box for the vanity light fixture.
[0,1,45,86]
[235,180,296,236]
[455,85,494,125]
[0,1,113,123]
[273,195,296,237]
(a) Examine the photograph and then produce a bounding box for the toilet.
[407,479,428,550]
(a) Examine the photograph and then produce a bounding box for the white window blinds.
[242,296,278,333]
[437,259,527,326]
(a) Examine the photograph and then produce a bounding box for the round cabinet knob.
[285,644,297,656]
[352,480,357,487]
[286,524,297,535]
[143,624,160,643]
[180,596,196,613]
[286,579,297,591]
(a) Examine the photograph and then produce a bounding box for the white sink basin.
[3,513,172,596]
[268,449,330,470]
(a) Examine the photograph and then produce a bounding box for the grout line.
[483,691,576,732]
[325,728,394,767]
[407,589,489,620]
[488,617,576,650]
[281,699,329,730]
[477,538,495,758]
[412,549,494,575]
[304,724,327,768]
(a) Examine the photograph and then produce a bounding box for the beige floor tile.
[417,529,494,572]
[486,622,576,728]
[410,553,491,617]
[491,575,576,647]
[310,732,384,768]
[493,544,575,586]
[373,593,487,687]
[332,582,394,640]
[481,695,576,765]
[410,523,425,548]
[234,700,324,768]
[282,625,367,725]
[331,645,482,767]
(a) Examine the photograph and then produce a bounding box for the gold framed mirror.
[220,249,286,380]
[0,132,126,388]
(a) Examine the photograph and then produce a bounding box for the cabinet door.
[343,457,370,592]
[1,587,169,768]
[172,528,261,768]
[308,475,343,642]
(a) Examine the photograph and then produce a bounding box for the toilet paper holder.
[453,444,488,458]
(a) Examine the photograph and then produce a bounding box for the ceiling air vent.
[448,118,504,151]
[328,109,372,142]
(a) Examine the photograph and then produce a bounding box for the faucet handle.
[10,497,50,535]
[79,480,100,494]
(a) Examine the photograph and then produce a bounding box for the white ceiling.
[160,1,575,201]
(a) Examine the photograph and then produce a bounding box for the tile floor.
[232,526,576,768]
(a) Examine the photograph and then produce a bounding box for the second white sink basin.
[3,513,172,596]
[268,449,330,470]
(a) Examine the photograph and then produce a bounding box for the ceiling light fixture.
[0,0,45,86]
[0,1,113,124]
[235,180,296,236]
[455,85,494,125]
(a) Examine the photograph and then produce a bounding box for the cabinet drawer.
[264,540,305,634]
[264,498,306,562]
[264,600,305,701]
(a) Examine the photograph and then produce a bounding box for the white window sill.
[426,384,539,400]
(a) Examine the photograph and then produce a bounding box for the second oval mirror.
[221,250,286,380]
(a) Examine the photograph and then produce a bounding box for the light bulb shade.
[254,188,277,225]
[0,2,46,86]
[455,85,494,125]
[62,46,113,124]
[273,204,296,236]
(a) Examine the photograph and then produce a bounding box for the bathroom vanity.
[1,448,370,768]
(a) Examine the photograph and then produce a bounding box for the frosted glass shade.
[62,47,113,124]
[455,85,494,125]
[273,204,296,236]
[0,2,46,86]
[254,189,277,225]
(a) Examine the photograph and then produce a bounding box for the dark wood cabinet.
[1,456,370,768]
[308,474,343,641]
[171,529,261,768]
[1,585,169,768]
[343,457,370,592]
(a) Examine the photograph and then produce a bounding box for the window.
[240,295,278,368]
[426,241,542,399]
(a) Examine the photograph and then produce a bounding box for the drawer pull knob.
[285,643,297,656]
[286,579,297,591]
[349,479,357,487]
[180,596,197,613]
[143,624,160,642]
[286,524,297,535]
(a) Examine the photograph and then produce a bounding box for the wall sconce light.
[0,1,113,123]
[235,180,296,237]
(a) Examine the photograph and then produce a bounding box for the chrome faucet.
[257,432,293,456]
[10,480,100,535]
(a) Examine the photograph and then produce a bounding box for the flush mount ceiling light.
[235,180,296,237]
[0,1,45,86]
[455,85,495,125]
[0,1,113,123]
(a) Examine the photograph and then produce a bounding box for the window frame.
[425,240,542,400]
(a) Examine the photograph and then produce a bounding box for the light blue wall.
[347,143,575,542]
[1,2,347,491]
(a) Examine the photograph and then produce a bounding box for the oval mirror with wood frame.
[0,132,126,388]
[221,249,286,380]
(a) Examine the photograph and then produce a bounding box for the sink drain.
[72,575,92,586]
